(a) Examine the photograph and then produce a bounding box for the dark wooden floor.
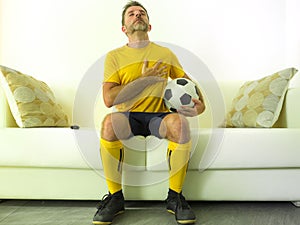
[0,200,299,225]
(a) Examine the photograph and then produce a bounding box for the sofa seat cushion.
[200,128,300,170]
[0,128,146,171]
[146,128,300,171]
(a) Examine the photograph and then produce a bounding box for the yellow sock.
[167,140,191,193]
[100,138,124,194]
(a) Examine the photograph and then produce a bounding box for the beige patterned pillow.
[0,66,70,127]
[226,68,298,128]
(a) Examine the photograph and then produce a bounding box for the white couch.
[1,80,300,205]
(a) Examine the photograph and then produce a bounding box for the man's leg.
[167,140,191,193]
[160,113,196,225]
[100,138,124,194]
[160,113,191,193]
[93,113,131,225]
[100,112,132,194]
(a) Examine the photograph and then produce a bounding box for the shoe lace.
[96,193,112,210]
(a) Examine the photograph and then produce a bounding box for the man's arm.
[103,60,167,108]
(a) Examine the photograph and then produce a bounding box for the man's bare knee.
[160,114,190,143]
[101,113,132,141]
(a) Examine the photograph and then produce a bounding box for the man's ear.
[121,26,127,33]
[148,24,152,32]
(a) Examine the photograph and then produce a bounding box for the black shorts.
[122,112,171,138]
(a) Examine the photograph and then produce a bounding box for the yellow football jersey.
[104,42,185,112]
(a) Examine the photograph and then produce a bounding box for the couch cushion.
[146,128,300,171]
[197,128,300,170]
[0,128,146,171]
[0,66,69,127]
[226,68,298,128]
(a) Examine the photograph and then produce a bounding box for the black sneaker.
[92,190,125,225]
[166,189,196,224]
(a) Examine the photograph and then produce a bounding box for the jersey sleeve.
[168,50,185,79]
[103,52,120,84]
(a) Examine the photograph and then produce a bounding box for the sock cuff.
[168,140,192,151]
[100,138,123,149]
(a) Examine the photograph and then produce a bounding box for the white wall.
[0,0,2,62]
[0,0,299,85]
[148,0,287,79]
[285,0,300,87]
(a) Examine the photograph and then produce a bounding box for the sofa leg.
[291,201,300,207]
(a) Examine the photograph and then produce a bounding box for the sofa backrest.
[281,87,300,128]
[92,80,299,129]
[1,81,299,128]
[0,87,17,127]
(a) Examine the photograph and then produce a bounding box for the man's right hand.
[142,59,167,78]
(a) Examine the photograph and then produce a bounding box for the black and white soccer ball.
[163,78,199,112]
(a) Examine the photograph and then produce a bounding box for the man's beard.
[127,22,149,34]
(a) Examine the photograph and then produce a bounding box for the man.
[93,1,205,224]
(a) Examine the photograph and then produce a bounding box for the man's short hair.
[122,1,149,25]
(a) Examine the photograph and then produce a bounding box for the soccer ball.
[163,78,199,112]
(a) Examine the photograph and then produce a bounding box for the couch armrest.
[285,88,300,128]
[0,87,17,127]
[0,87,6,127]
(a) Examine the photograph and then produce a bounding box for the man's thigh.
[102,112,132,141]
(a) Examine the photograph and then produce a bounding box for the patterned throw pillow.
[226,68,298,128]
[0,65,70,127]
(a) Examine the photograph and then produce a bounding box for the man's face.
[122,6,150,35]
